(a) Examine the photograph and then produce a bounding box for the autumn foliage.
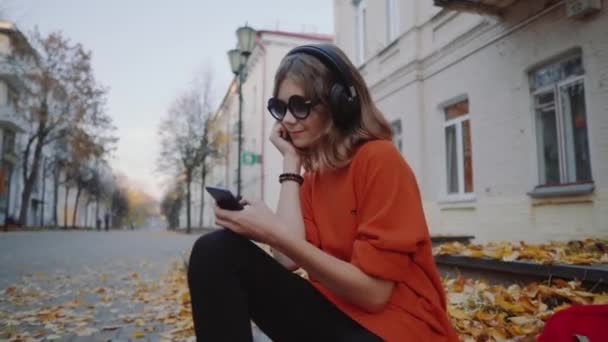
[434,239,608,265]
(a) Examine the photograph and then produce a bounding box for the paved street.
[0,227,201,341]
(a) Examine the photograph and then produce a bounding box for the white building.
[226,30,333,208]
[333,0,607,242]
[0,20,47,226]
[0,20,111,228]
[203,30,332,226]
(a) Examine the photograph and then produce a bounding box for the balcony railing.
[0,55,25,90]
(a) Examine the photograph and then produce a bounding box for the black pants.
[187,229,384,342]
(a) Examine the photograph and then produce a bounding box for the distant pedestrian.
[96,218,101,231]
[104,213,109,231]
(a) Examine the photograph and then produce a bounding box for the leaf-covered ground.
[434,239,608,264]
[445,276,608,341]
[3,235,607,342]
[0,258,195,342]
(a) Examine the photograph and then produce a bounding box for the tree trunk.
[40,162,46,227]
[19,104,48,226]
[95,195,99,226]
[186,170,192,234]
[19,134,45,226]
[84,200,89,228]
[63,185,70,229]
[72,185,82,228]
[52,165,59,227]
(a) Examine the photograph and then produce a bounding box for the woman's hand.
[214,197,284,245]
[270,122,298,159]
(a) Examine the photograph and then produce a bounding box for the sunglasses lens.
[288,96,310,119]
[267,98,286,120]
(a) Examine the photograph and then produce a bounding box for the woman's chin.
[292,138,310,149]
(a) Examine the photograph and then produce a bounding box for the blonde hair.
[272,44,393,171]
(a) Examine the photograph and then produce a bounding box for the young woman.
[187,44,458,342]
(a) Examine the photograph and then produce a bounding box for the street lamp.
[227,24,256,197]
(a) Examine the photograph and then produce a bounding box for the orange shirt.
[299,140,459,342]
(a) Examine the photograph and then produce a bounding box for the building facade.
[0,20,111,228]
[334,0,607,241]
[195,30,332,230]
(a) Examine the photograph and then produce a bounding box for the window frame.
[386,0,399,44]
[531,73,592,187]
[355,0,367,65]
[442,100,475,202]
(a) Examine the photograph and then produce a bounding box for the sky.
[4,0,333,200]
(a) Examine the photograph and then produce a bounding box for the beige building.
[333,0,607,242]
[200,29,332,229]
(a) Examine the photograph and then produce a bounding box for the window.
[0,35,10,56]
[0,162,12,212]
[530,54,591,186]
[355,0,367,65]
[2,129,15,158]
[444,99,473,196]
[391,119,402,152]
[0,81,8,106]
[386,0,399,43]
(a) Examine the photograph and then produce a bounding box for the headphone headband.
[283,44,361,132]
[287,44,357,99]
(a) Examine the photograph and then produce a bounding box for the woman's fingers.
[272,122,287,138]
[273,120,283,132]
[216,217,235,230]
[239,197,252,206]
[214,205,236,221]
[216,217,249,238]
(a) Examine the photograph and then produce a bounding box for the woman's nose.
[282,110,297,125]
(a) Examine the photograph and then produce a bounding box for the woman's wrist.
[283,154,301,174]
[267,219,291,249]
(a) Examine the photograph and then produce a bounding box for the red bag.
[537,305,608,342]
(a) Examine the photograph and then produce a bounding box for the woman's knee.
[188,229,249,271]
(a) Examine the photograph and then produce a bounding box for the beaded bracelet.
[279,173,304,185]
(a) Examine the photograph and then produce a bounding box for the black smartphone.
[205,186,244,211]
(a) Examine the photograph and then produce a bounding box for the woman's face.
[277,78,326,148]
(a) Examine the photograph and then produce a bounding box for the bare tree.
[157,72,216,233]
[192,71,219,229]
[160,179,184,230]
[194,113,227,228]
[68,127,106,228]
[13,29,114,225]
[157,92,205,234]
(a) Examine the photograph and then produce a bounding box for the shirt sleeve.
[350,141,429,282]
[300,173,321,247]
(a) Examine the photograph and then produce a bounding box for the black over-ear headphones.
[286,44,361,131]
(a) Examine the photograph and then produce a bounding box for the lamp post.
[227,24,256,197]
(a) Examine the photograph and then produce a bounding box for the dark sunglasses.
[267,95,318,121]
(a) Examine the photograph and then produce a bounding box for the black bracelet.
[279,176,303,185]
[279,173,304,185]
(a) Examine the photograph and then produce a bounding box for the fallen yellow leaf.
[132,330,145,338]
[448,306,470,320]
[593,294,608,304]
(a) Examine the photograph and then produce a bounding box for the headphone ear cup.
[329,83,352,129]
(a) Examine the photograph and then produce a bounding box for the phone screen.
[205,186,244,211]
